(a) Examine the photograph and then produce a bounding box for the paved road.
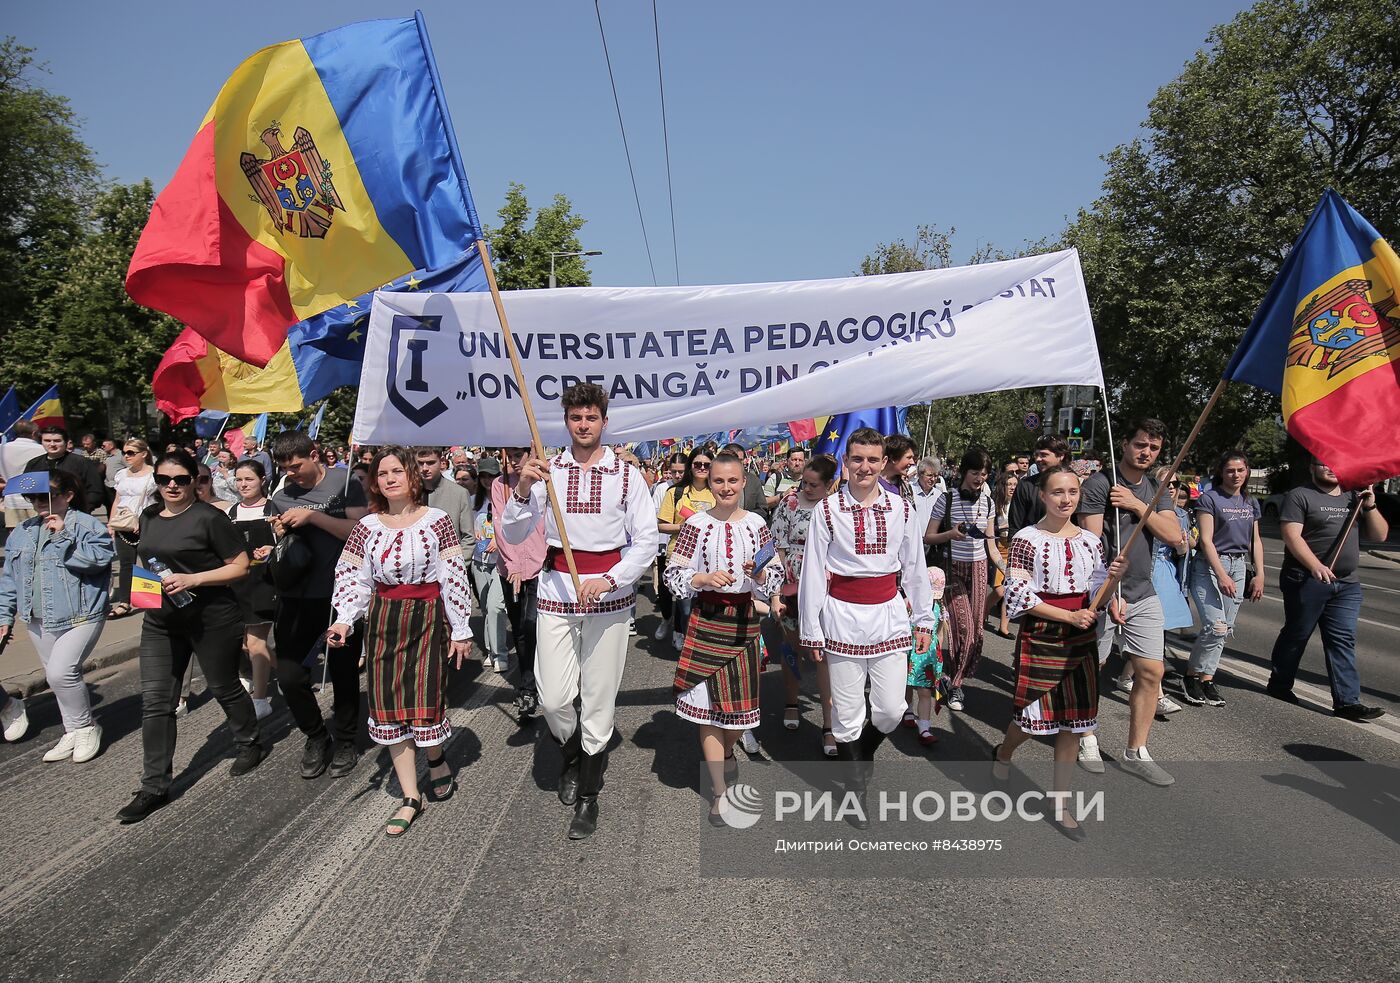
[1,582,1397,982]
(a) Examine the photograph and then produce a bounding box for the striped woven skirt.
[673,595,762,730]
[365,591,450,747]
[1011,607,1099,736]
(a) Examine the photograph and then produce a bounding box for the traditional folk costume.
[500,447,657,836]
[332,509,473,747]
[1004,526,1109,735]
[798,486,934,758]
[930,486,996,689]
[666,512,785,730]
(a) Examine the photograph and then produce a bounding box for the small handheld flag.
[6,471,50,497]
[0,387,19,435]
[130,567,165,610]
[18,386,64,430]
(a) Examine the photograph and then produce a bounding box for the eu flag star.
[406,274,423,290]
[828,430,840,441]
[344,298,360,310]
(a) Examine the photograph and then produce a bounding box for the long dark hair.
[1210,450,1252,501]
[669,446,713,511]
[473,473,493,514]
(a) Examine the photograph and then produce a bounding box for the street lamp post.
[548,249,602,289]
[99,384,116,440]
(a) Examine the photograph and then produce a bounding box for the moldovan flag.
[20,386,64,430]
[1224,190,1400,489]
[130,567,165,610]
[126,13,482,368]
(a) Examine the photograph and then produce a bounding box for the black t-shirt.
[271,470,367,598]
[1280,484,1362,583]
[137,501,248,618]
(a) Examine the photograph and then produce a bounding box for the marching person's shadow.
[1262,742,1400,848]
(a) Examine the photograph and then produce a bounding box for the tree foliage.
[1066,0,1400,468]
[485,182,592,290]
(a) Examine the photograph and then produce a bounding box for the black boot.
[858,726,887,785]
[834,740,870,830]
[568,749,606,840]
[556,729,583,806]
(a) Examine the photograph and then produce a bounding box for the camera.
[958,522,987,539]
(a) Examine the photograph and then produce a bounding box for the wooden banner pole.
[1090,378,1229,611]
[1325,498,1365,572]
[473,238,582,596]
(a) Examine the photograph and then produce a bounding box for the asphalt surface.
[1,549,1398,982]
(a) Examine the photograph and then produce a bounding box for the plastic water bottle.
[143,556,194,608]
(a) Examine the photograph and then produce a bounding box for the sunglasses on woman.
[123,449,141,457]
[153,473,194,487]
[692,461,712,470]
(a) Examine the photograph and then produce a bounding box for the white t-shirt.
[113,467,159,515]
[2,437,43,509]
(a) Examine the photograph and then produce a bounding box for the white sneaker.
[175,699,189,718]
[627,618,637,636]
[0,696,28,742]
[1113,675,1134,694]
[71,724,102,763]
[1157,695,1183,715]
[253,697,273,720]
[493,656,509,674]
[43,731,77,762]
[671,631,684,652]
[652,621,670,641]
[1077,734,1105,774]
[739,729,760,755]
[239,676,254,694]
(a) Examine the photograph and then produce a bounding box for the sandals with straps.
[782,703,801,730]
[426,753,454,801]
[821,728,838,757]
[385,796,423,837]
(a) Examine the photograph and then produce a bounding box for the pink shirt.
[491,473,546,579]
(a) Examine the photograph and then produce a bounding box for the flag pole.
[473,238,582,596]
[1090,378,1229,611]
[1325,497,1365,572]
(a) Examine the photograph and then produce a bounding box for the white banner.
[352,248,1103,446]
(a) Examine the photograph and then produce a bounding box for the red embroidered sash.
[546,546,622,575]
[374,582,441,600]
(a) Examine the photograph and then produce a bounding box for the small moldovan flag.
[1224,189,1400,488]
[19,385,64,430]
[130,567,165,610]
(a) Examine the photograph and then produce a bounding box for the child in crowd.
[905,566,948,745]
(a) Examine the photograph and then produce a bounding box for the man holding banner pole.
[502,384,659,841]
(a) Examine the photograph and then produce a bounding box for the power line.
[595,0,657,286]
[652,0,679,285]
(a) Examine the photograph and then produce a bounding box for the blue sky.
[12,0,1250,287]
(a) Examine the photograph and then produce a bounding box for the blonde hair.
[123,437,153,467]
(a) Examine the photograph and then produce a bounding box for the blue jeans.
[1268,568,1363,708]
[1187,554,1245,677]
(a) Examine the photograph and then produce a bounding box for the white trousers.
[28,621,103,732]
[535,608,631,754]
[827,650,908,743]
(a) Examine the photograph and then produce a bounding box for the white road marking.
[1253,592,1399,632]
[1257,560,1400,596]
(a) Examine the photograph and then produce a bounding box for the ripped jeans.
[1187,553,1246,677]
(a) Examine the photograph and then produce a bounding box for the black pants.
[655,554,673,619]
[139,605,259,794]
[499,572,538,692]
[114,532,139,605]
[273,596,362,744]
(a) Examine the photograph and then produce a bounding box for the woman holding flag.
[0,469,115,764]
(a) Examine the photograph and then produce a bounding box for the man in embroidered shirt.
[799,428,934,828]
[501,383,659,840]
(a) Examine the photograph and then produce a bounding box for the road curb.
[1366,548,1400,565]
[6,637,142,700]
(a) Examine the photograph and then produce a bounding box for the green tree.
[485,182,592,290]
[1066,0,1400,468]
[860,226,1049,464]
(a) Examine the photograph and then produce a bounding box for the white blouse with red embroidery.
[1003,525,1109,621]
[664,511,785,600]
[332,508,473,641]
[499,447,659,615]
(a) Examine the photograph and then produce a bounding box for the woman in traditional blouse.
[666,453,785,826]
[992,466,1118,841]
[328,446,473,838]
[768,454,838,756]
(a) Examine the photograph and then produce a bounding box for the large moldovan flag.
[1225,190,1400,488]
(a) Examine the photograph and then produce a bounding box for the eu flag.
[812,406,904,471]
